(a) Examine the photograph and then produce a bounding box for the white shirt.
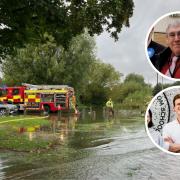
[163,119,180,148]
[149,127,163,147]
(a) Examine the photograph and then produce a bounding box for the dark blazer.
[154,47,172,71]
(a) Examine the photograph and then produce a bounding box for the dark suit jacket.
[154,47,172,71]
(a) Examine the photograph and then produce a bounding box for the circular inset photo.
[145,86,180,155]
[145,11,180,80]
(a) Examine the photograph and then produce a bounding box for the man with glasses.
[154,20,180,78]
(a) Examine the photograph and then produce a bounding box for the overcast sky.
[95,0,180,85]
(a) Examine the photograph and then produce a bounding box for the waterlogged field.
[0,115,58,152]
[1,112,180,180]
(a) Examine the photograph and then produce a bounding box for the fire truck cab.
[0,86,25,110]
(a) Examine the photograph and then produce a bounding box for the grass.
[0,115,49,125]
[0,115,59,152]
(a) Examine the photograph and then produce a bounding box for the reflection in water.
[28,132,33,141]
[2,109,179,179]
[49,114,78,143]
[16,114,79,142]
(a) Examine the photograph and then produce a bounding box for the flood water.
[1,109,180,180]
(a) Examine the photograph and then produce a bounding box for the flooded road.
[1,110,180,180]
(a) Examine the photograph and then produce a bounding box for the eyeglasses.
[167,31,180,39]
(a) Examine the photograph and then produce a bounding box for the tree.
[124,73,145,85]
[109,73,152,110]
[2,33,95,90]
[152,83,164,96]
[172,81,180,86]
[0,0,134,58]
[122,87,152,110]
[81,60,121,105]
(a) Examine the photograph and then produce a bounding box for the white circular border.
[145,11,180,81]
[145,85,180,155]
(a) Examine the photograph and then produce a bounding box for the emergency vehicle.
[24,84,76,113]
[0,86,25,110]
[0,84,76,113]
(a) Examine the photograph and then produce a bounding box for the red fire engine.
[0,86,25,110]
[0,84,76,113]
[24,84,76,113]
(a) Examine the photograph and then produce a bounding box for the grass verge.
[0,115,59,152]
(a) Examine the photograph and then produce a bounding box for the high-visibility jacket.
[106,100,113,108]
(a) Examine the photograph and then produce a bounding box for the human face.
[173,98,180,116]
[167,25,180,56]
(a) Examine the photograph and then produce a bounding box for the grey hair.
[166,20,180,33]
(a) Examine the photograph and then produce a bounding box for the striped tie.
[165,56,178,77]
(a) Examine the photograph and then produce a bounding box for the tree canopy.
[124,73,145,85]
[0,0,134,58]
[109,73,152,110]
[2,33,95,89]
[1,33,124,105]
[81,60,121,105]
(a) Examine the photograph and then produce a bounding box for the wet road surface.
[1,111,180,180]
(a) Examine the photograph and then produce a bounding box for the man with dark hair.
[154,20,180,78]
[173,94,180,106]
[163,94,180,152]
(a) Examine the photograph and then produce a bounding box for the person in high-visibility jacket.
[106,98,113,108]
[106,98,114,116]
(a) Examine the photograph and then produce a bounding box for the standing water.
[0,109,180,180]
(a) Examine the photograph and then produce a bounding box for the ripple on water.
[0,160,9,180]
[2,115,180,180]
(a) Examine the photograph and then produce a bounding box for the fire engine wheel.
[43,105,50,113]
[0,108,7,116]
